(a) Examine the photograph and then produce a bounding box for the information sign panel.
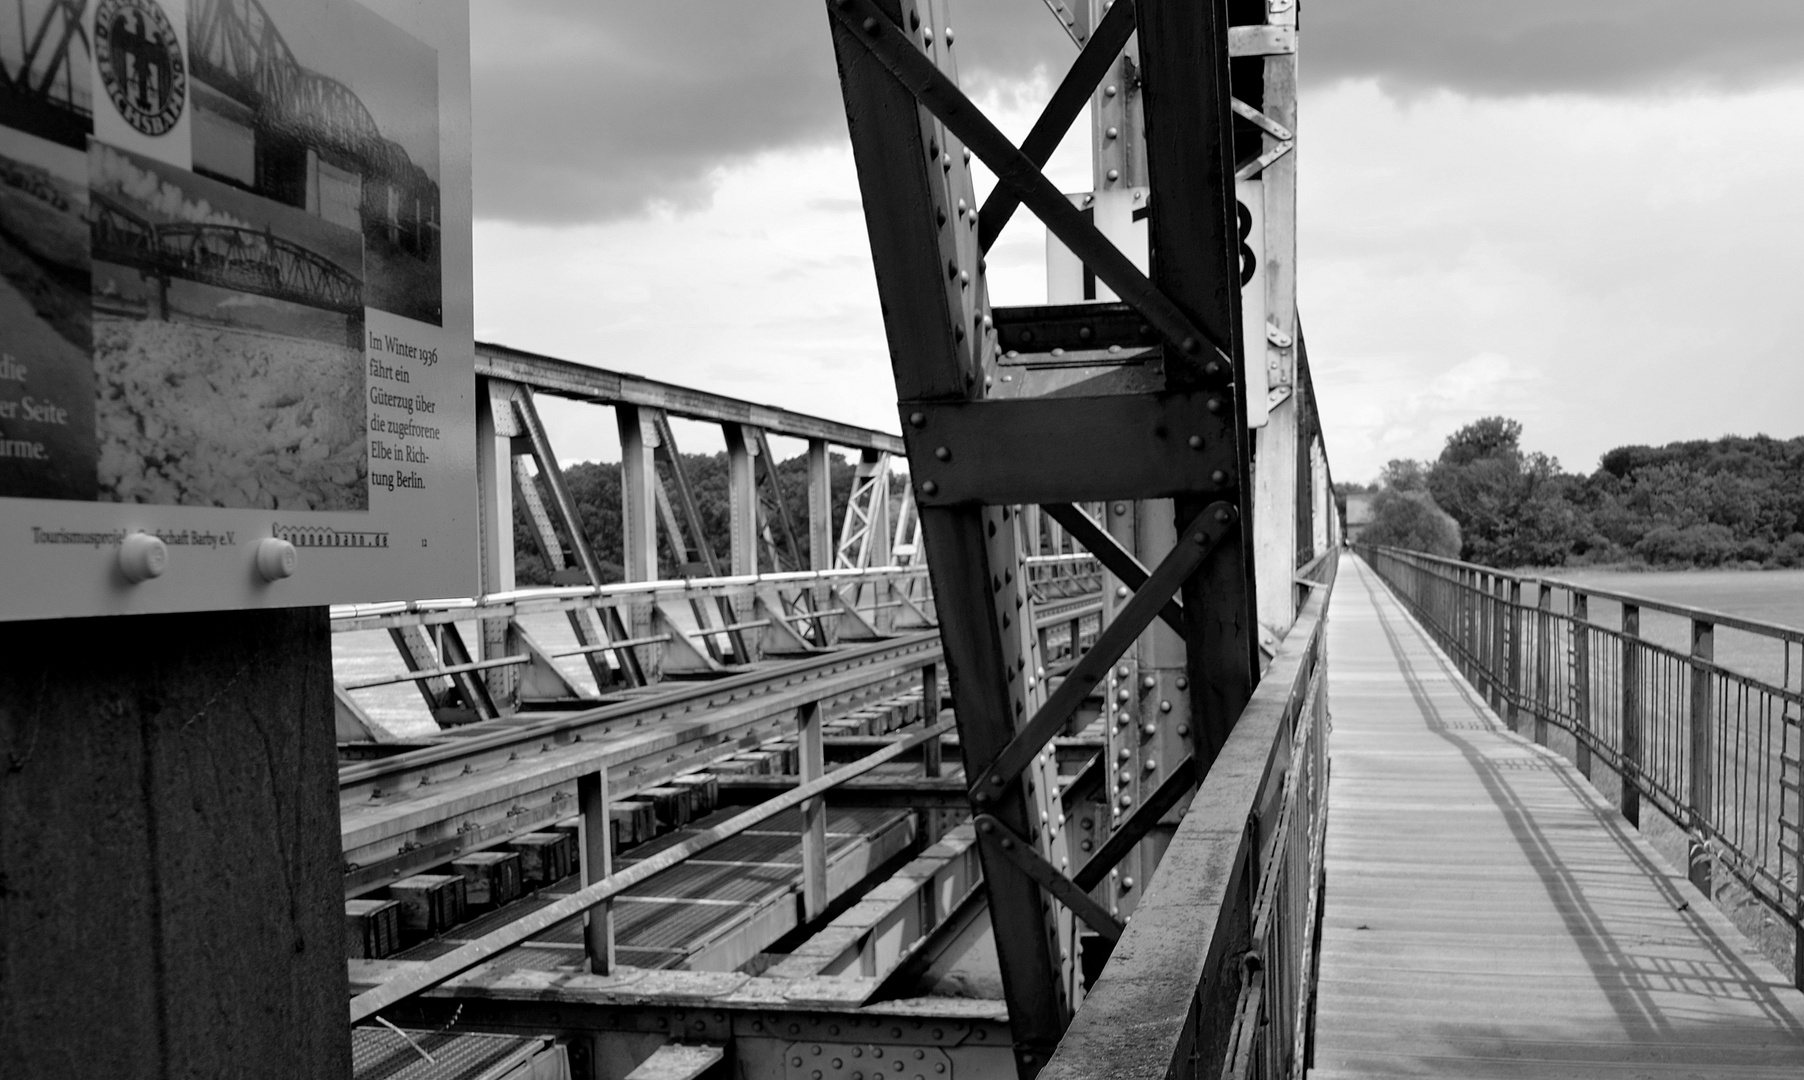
[0,0,476,620]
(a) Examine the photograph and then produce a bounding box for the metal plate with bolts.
[901,392,1236,507]
[784,1043,952,1080]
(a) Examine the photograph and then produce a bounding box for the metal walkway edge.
[1312,554,1804,1078]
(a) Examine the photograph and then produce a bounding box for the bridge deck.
[1313,555,1804,1078]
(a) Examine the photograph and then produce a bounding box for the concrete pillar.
[0,608,348,1079]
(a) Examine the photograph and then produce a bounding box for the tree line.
[514,451,866,585]
[1341,417,1804,569]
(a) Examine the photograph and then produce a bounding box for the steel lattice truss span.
[89,188,363,313]
[0,0,92,146]
[187,0,438,229]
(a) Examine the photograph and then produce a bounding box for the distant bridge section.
[0,0,91,147]
[187,0,438,252]
[89,190,363,314]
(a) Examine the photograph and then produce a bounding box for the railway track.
[340,632,943,894]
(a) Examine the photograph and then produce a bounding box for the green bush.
[1363,489,1462,558]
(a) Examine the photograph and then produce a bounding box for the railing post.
[1689,618,1715,897]
[578,767,616,974]
[798,701,828,921]
[1621,602,1642,828]
[1532,582,1550,745]
[1488,574,1507,713]
[1573,593,1592,779]
[1505,579,1523,731]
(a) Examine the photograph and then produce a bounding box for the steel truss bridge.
[6,3,1804,1080]
[0,0,90,146]
[89,189,363,314]
[187,0,439,249]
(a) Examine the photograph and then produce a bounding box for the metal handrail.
[1044,554,1337,1080]
[1357,543,1804,988]
[328,565,937,631]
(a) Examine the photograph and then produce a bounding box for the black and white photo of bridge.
[186,0,443,325]
[89,140,367,511]
[0,0,90,150]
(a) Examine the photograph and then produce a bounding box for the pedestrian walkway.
[1311,555,1804,1078]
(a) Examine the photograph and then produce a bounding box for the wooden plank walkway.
[1312,555,1804,1078]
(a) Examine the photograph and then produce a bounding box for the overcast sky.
[468,1,1804,483]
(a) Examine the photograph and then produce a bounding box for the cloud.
[471,2,1804,227]
[470,0,1070,226]
[1305,1,1804,96]
[1301,81,1804,484]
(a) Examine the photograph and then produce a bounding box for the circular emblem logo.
[94,0,186,138]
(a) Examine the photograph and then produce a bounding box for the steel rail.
[339,636,946,887]
[348,720,955,1024]
[340,632,938,791]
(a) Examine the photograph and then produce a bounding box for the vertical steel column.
[1085,0,1186,918]
[1573,592,1593,779]
[922,662,943,777]
[618,404,660,677]
[726,424,761,578]
[826,1,1079,1065]
[1622,602,1643,828]
[1137,0,1260,764]
[1022,504,1044,556]
[578,768,616,974]
[1249,0,1300,640]
[798,701,829,921]
[475,378,518,707]
[618,406,660,584]
[1689,618,1715,897]
[807,439,834,571]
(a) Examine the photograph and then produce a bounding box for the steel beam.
[1135,0,1260,763]
[826,1,1080,1069]
[476,342,907,454]
[824,1,1259,1071]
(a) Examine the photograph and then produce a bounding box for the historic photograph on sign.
[0,131,96,500]
[186,0,442,324]
[0,0,93,150]
[89,141,368,510]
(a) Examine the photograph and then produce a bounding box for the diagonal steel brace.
[977,814,1124,942]
[977,0,1137,252]
[1043,502,1185,636]
[827,0,1233,378]
[968,503,1238,801]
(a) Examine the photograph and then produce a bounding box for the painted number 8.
[1237,201,1256,287]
